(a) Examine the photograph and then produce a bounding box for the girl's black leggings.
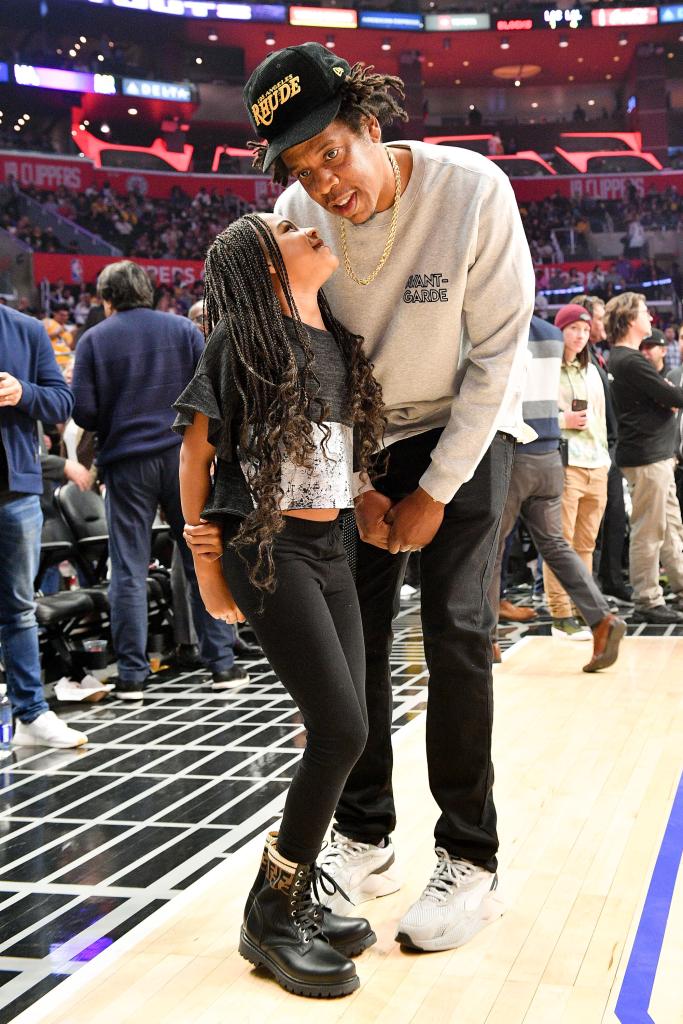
[222,516,368,865]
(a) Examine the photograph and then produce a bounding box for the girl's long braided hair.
[203,213,385,592]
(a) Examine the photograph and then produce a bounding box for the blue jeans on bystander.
[0,495,49,723]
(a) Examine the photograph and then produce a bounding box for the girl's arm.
[179,413,245,624]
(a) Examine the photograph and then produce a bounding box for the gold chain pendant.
[339,149,401,287]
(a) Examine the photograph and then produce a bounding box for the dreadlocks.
[203,213,385,592]
[249,63,408,186]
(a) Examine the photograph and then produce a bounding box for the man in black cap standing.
[188,44,534,952]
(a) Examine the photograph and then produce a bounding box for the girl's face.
[257,213,339,288]
[563,321,591,360]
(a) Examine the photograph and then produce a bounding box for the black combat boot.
[244,833,376,957]
[239,839,360,998]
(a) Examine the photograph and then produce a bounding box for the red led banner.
[496,18,533,30]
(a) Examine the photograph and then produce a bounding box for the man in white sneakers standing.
[189,43,534,951]
[0,304,88,749]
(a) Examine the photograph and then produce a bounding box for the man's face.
[54,309,69,325]
[633,301,653,340]
[281,118,390,225]
[590,302,606,344]
[641,343,665,373]
[664,326,675,343]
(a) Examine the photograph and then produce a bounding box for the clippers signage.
[78,0,286,16]
[424,13,490,31]
[0,154,92,190]
[33,253,205,287]
[659,5,683,22]
[13,65,116,95]
[359,11,423,30]
[289,6,357,27]
[496,18,533,31]
[122,78,195,102]
[591,7,658,27]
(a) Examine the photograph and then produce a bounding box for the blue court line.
[615,772,683,1024]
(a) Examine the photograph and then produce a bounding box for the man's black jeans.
[335,430,515,872]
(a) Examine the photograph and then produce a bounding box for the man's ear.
[365,115,382,144]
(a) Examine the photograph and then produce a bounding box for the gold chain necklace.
[339,148,401,287]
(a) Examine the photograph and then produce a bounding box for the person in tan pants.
[544,305,611,639]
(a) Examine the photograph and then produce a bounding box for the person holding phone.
[543,304,611,638]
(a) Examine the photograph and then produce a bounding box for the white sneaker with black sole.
[395,848,504,951]
[114,679,146,700]
[211,665,251,691]
[12,711,88,749]
[317,830,401,916]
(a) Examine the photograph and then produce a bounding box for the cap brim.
[262,93,343,172]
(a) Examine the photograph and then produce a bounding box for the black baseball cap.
[244,42,351,171]
[640,328,666,349]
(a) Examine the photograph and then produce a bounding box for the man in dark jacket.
[72,261,246,699]
[606,293,683,623]
[0,305,88,747]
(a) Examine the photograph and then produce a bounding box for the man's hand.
[563,409,587,430]
[385,487,445,555]
[64,459,92,492]
[184,519,224,561]
[354,490,394,550]
[0,372,22,408]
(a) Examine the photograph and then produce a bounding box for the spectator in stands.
[606,293,683,623]
[73,292,93,328]
[188,300,208,338]
[489,315,625,668]
[662,324,681,374]
[42,303,75,371]
[543,305,611,634]
[666,344,683,516]
[71,260,246,699]
[0,304,88,748]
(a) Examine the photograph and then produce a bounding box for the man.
[489,311,625,662]
[188,300,208,338]
[606,294,683,623]
[72,261,246,699]
[0,304,87,748]
[574,294,630,602]
[42,303,75,371]
[215,42,534,951]
[666,337,683,517]
[662,324,681,375]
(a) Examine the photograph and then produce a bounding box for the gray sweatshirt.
[275,141,535,503]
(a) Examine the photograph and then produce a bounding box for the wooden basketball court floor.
[15,636,683,1024]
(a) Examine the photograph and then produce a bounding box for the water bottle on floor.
[0,685,13,755]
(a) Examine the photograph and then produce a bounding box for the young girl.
[173,212,385,999]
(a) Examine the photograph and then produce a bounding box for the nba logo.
[71,259,84,284]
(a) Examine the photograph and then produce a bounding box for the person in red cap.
[543,304,611,638]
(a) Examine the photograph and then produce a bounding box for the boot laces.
[289,868,323,943]
[320,832,373,870]
[312,863,352,908]
[421,848,477,904]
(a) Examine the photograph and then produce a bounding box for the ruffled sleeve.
[172,320,237,459]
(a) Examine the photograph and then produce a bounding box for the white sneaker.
[395,848,503,951]
[318,830,401,915]
[12,711,88,749]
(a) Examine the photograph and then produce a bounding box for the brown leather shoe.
[492,641,502,664]
[499,599,537,623]
[582,614,627,673]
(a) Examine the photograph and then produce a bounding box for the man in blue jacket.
[72,261,245,699]
[0,304,88,748]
